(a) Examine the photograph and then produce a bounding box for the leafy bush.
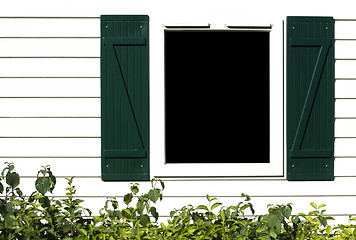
[1,162,356,239]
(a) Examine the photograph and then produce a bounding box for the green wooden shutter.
[287,17,334,180]
[101,15,149,181]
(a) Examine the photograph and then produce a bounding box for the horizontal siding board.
[335,79,356,98]
[3,158,100,176]
[335,60,356,78]
[0,58,99,77]
[335,158,356,176]
[0,18,100,37]
[335,99,356,117]
[0,98,100,117]
[0,78,100,97]
[335,119,356,137]
[335,138,356,157]
[335,40,356,59]
[0,38,100,57]
[335,21,356,39]
[0,138,100,157]
[6,177,356,198]
[0,118,100,137]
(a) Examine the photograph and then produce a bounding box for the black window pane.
[165,31,269,163]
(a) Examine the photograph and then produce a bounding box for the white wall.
[1,0,356,224]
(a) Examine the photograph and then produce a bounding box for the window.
[151,22,284,177]
[165,30,270,164]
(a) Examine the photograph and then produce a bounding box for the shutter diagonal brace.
[103,38,147,158]
[290,39,332,158]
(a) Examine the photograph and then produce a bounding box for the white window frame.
[150,20,284,178]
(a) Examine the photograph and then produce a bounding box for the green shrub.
[1,162,356,239]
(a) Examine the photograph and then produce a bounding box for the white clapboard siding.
[335,99,356,118]
[335,119,356,137]
[335,41,356,59]
[0,118,100,137]
[335,79,356,98]
[0,38,100,57]
[335,20,356,39]
[332,19,356,177]
[13,177,356,199]
[335,158,356,176]
[0,78,100,97]
[2,158,100,177]
[0,156,101,177]
[0,138,100,157]
[335,138,356,157]
[0,98,100,117]
[0,18,100,37]
[1,15,356,225]
[335,60,356,78]
[0,58,100,77]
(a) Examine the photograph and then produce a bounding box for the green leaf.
[160,179,165,190]
[35,177,50,195]
[326,225,332,236]
[268,214,281,233]
[78,228,88,236]
[292,215,299,224]
[137,203,145,215]
[150,206,159,221]
[211,202,222,211]
[269,229,277,239]
[282,205,292,218]
[39,196,50,209]
[241,193,251,201]
[206,194,211,202]
[319,216,327,227]
[123,193,132,205]
[197,205,209,211]
[310,202,317,209]
[122,208,132,217]
[219,211,226,223]
[170,210,176,218]
[186,226,197,235]
[6,171,20,188]
[318,204,326,209]
[206,194,218,202]
[248,202,255,215]
[0,182,3,194]
[131,185,139,195]
[148,189,160,203]
[48,169,56,193]
[140,214,150,227]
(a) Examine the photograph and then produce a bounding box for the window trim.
[150,20,285,178]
